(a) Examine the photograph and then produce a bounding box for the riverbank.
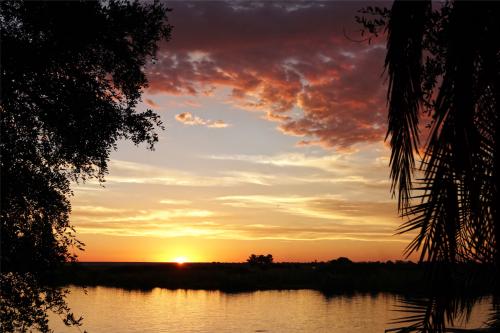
[52,261,493,295]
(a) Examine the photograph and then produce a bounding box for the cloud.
[75,207,214,223]
[147,1,388,149]
[206,142,391,182]
[93,160,281,187]
[208,152,346,172]
[71,196,408,242]
[144,98,159,108]
[220,171,276,186]
[159,199,192,205]
[71,195,409,242]
[175,112,229,128]
[216,194,396,224]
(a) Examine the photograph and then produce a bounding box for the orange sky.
[70,1,419,263]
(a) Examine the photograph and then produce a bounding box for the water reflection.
[385,294,499,332]
[48,287,490,333]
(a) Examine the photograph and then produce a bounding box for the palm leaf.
[385,0,430,212]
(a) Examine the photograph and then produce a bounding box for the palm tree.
[369,0,500,331]
[383,0,499,279]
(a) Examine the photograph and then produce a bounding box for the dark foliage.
[0,273,83,333]
[359,0,500,331]
[0,1,171,331]
[329,257,353,266]
[247,254,274,266]
[51,262,494,296]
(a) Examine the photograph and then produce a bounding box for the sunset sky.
[71,1,416,263]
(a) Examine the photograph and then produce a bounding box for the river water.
[49,287,491,332]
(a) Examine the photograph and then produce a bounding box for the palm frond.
[388,295,481,333]
[394,1,499,266]
[382,1,500,332]
[385,0,430,212]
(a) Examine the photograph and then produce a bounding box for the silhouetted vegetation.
[0,1,171,331]
[247,254,274,267]
[50,261,493,297]
[359,0,500,331]
[329,257,353,266]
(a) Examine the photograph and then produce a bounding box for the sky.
[71,1,417,263]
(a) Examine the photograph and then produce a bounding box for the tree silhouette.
[329,257,353,266]
[359,0,500,331]
[247,254,274,266]
[0,1,171,331]
[385,0,500,269]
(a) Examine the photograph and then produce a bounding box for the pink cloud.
[145,98,159,108]
[148,1,388,148]
[175,112,229,129]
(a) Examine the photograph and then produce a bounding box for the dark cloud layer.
[148,1,388,148]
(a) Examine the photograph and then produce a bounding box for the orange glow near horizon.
[173,256,187,264]
[74,234,419,263]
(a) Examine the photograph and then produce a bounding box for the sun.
[173,256,187,264]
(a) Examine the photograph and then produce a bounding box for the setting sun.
[173,257,187,264]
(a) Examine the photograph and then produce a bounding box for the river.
[49,287,491,332]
